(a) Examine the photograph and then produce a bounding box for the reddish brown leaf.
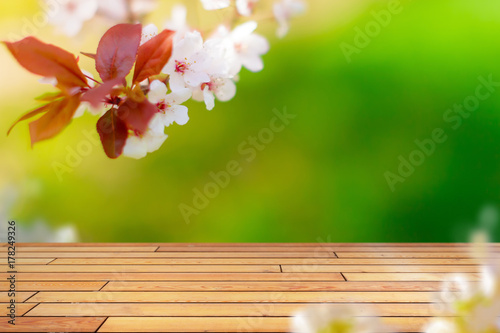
[7,103,52,136]
[133,29,175,84]
[81,52,96,60]
[3,37,87,92]
[28,94,81,146]
[80,77,124,108]
[96,108,128,159]
[96,24,142,82]
[116,98,157,135]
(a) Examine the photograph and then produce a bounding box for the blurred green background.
[1,0,500,242]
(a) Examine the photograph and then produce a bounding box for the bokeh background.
[1,0,500,242]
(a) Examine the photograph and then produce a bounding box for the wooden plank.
[0,292,35,302]
[18,242,500,247]
[344,272,482,281]
[0,303,38,316]
[337,252,500,258]
[11,265,281,273]
[0,272,344,281]
[48,258,491,265]
[0,281,107,291]
[0,251,337,258]
[28,291,437,303]
[0,258,53,264]
[282,265,483,273]
[0,317,105,332]
[15,246,158,252]
[98,317,431,332]
[157,246,500,252]
[101,281,457,292]
[26,302,445,317]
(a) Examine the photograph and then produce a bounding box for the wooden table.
[0,243,497,332]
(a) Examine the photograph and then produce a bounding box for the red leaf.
[96,108,128,159]
[3,37,88,92]
[116,98,157,135]
[28,94,81,146]
[81,52,96,60]
[7,103,52,136]
[96,24,142,82]
[133,29,175,84]
[80,77,124,108]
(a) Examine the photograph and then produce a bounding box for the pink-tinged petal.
[172,105,189,125]
[241,54,264,72]
[215,78,236,102]
[165,88,192,105]
[184,70,210,87]
[148,80,168,104]
[202,86,215,110]
[169,73,187,92]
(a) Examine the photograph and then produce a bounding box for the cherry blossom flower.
[192,77,236,110]
[140,23,158,45]
[164,5,190,41]
[148,80,191,126]
[97,0,157,22]
[45,0,98,36]
[236,0,259,16]
[199,0,231,11]
[213,21,270,76]
[292,304,385,333]
[162,31,212,92]
[122,117,168,159]
[273,0,306,38]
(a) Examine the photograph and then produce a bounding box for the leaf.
[35,91,65,101]
[95,23,142,82]
[80,77,124,108]
[96,108,128,159]
[133,29,175,84]
[116,98,157,135]
[28,94,81,146]
[7,103,52,136]
[81,52,96,60]
[3,37,88,92]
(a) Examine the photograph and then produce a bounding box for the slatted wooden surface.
[1,243,499,332]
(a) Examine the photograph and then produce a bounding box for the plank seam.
[45,258,57,265]
[21,303,39,316]
[99,281,110,291]
[95,317,109,332]
[340,273,347,281]
[23,291,39,303]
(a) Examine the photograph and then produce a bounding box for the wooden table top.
[1,242,498,332]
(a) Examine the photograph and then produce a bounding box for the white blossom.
[122,117,168,159]
[192,77,236,110]
[236,0,258,16]
[162,31,212,92]
[164,5,190,41]
[273,0,306,38]
[199,0,230,11]
[97,0,156,22]
[45,0,98,36]
[292,304,384,333]
[148,80,191,126]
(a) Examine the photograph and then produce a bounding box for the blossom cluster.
[5,0,305,159]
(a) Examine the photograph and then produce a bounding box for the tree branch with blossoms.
[4,0,305,159]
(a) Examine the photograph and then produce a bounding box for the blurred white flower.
[97,0,157,22]
[0,220,79,243]
[164,5,190,41]
[141,23,158,45]
[427,264,500,333]
[273,0,306,38]
[192,77,236,110]
[122,117,168,159]
[236,0,259,16]
[221,21,270,75]
[292,304,384,333]
[45,0,98,36]
[148,80,191,126]
[163,31,212,92]
[200,0,231,10]
[73,71,105,118]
